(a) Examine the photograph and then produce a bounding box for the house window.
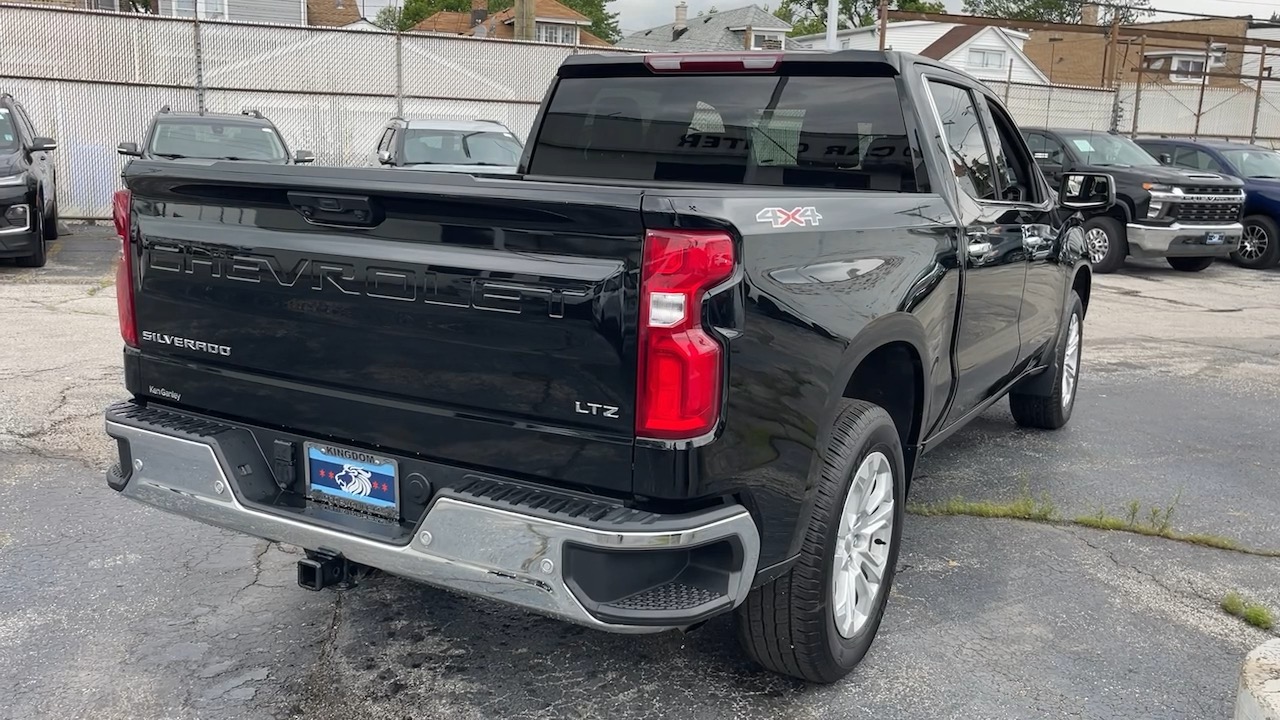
[535,22,578,45]
[751,32,784,50]
[173,0,226,19]
[1172,58,1206,82]
[968,49,1006,69]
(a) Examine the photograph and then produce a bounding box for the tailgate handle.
[288,191,382,228]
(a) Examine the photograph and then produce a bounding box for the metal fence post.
[1004,60,1012,104]
[1193,37,1212,138]
[193,11,206,114]
[1130,35,1146,138]
[1250,46,1267,143]
[395,27,404,116]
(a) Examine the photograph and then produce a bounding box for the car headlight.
[0,173,29,187]
[1142,182,1174,193]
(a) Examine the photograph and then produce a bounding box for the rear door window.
[529,73,922,191]
[924,80,996,201]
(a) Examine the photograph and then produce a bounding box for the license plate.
[1205,233,1225,245]
[305,442,398,519]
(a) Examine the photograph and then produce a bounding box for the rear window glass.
[529,75,920,191]
[149,120,287,162]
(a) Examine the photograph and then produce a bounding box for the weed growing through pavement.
[1221,592,1276,630]
[910,488,1280,558]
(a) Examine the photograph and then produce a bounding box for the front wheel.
[1010,292,1083,430]
[736,399,905,683]
[1167,256,1215,272]
[43,198,58,241]
[1231,215,1279,270]
[14,211,48,269]
[1082,216,1127,273]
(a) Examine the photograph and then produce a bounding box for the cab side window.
[1173,147,1224,172]
[926,80,996,201]
[1025,132,1065,167]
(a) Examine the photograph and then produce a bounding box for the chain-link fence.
[0,2,638,218]
[6,3,1280,218]
[984,80,1118,131]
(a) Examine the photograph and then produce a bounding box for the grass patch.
[908,485,1056,522]
[911,489,1280,558]
[1222,592,1276,630]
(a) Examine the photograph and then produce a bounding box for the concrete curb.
[1236,639,1280,720]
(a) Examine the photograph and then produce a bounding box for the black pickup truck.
[104,51,1111,683]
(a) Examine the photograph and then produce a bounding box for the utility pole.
[1193,37,1212,138]
[394,0,404,116]
[1130,35,1146,138]
[826,0,838,51]
[878,0,888,51]
[1250,46,1268,143]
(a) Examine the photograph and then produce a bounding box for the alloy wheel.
[832,451,895,639]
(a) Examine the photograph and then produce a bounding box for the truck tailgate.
[125,164,642,494]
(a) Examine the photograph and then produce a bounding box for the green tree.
[377,0,620,43]
[961,0,1153,24]
[773,0,945,36]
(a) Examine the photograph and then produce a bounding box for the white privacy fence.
[3,2,1278,218]
[0,3,636,218]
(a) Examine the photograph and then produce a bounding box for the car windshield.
[0,109,19,151]
[1220,148,1280,179]
[1060,131,1159,167]
[401,129,523,166]
[148,120,288,162]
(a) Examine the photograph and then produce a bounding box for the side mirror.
[378,149,393,166]
[30,137,57,152]
[1059,172,1115,211]
[293,150,315,164]
[1158,153,1172,165]
[117,142,142,157]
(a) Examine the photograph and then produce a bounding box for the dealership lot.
[0,229,1276,720]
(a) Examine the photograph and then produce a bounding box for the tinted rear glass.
[0,108,18,151]
[529,75,920,191]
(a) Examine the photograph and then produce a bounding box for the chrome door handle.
[968,241,993,255]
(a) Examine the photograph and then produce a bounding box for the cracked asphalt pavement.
[1,229,1276,720]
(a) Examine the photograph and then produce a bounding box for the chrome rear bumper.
[105,415,760,633]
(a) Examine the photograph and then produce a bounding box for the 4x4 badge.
[756,206,822,228]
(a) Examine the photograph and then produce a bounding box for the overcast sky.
[612,0,1279,36]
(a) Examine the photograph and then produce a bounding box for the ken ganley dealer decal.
[756,206,822,228]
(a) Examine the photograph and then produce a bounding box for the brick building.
[1023,10,1252,88]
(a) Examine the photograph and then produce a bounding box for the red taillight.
[636,229,735,440]
[113,189,138,348]
[644,53,782,74]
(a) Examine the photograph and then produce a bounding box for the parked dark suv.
[0,93,59,268]
[117,107,314,165]
[1022,127,1245,273]
[1136,137,1280,269]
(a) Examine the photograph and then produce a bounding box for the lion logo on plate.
[335,465,373,497]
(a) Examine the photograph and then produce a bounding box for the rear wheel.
[1231,216,1279,270]
[736,399,904,684]
[1082,216,1126,273]
[14,210,48,269]
[1167,256,1215,272]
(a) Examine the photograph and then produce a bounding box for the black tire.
[1010,292,1083,430]
[14,211,48,268]
[736,399,905,684]
[43,198,58,241]
[1167,256,1214,272]
[1082,216,1127,274]
[1230,215,1280,270]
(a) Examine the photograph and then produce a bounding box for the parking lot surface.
[1,228,1277,720]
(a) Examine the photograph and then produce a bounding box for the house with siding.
[622,4,795,52]
[792,21,1050,85]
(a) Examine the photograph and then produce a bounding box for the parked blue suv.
[1136,138,1280,269]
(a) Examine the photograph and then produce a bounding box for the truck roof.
[557,49,940,77]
